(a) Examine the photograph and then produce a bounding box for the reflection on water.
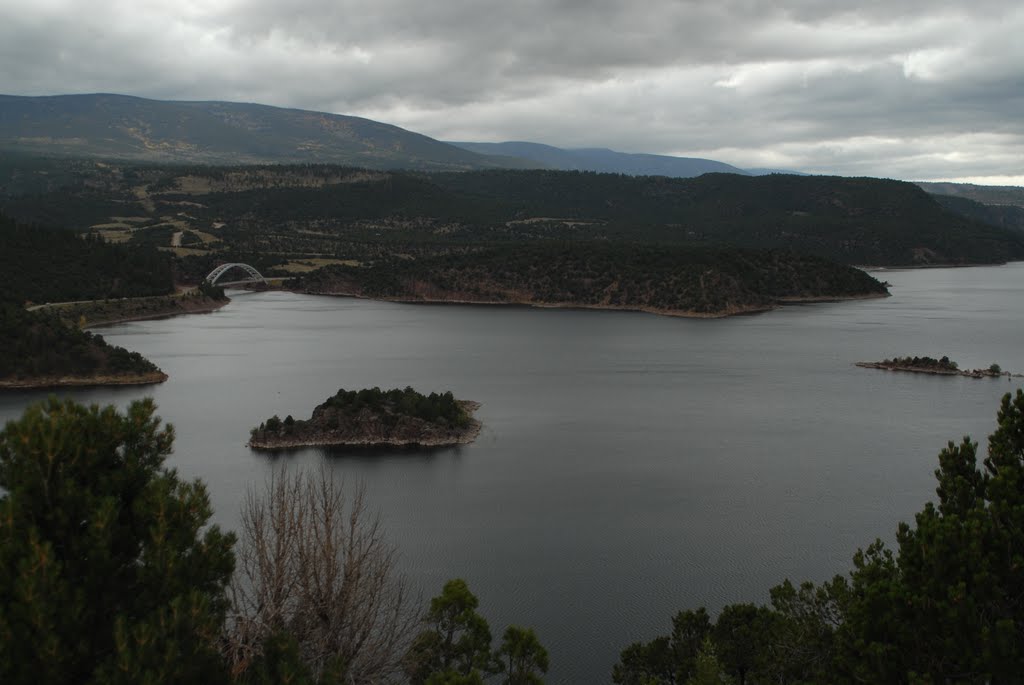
[2,264,1023,684]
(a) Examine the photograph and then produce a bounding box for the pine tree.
[404,579,497,684]
[0,397,236,685]
[840,390,1024,683]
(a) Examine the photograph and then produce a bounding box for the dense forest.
[0,212,173,385]
[932,194,1024,234]
[296,243,889,316]
[4,162,1023,267]
[0,212,174,304]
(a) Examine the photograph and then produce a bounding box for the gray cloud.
[0,0,1022,181]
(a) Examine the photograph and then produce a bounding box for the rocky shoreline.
[0,370,169,390]
[856,361,1020,379]
[50,292,229,328]
[248,397,482,451]
[298,289,889,319]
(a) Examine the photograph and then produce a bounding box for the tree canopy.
[405,579,549,685]
[0,397,236,685]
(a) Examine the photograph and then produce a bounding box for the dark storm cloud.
[0,0,1021,181]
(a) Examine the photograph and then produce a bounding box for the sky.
[1,0,1022,183]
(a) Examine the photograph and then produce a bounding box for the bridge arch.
[204,262,267,285]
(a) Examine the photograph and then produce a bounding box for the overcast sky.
[1,0,1022,183]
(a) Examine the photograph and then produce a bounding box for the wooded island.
[856,355,1015,379]
[248,386,481,450]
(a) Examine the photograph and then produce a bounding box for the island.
[248,386,482,450]
[856,356,1017,379]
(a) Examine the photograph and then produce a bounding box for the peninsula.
[295,244,890,319]
[248,386,481,450]
[856,356,1017,379]
[0,303,168,390]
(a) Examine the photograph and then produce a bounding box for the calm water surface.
[3,264,1023,683]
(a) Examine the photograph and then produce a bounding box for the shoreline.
[76,296,229,328]
[28,291,230,328]
[0,370,169,390]
[247,418,482,451]
[860,260,1017,271]
[294,289,888,319]
[84,298,228,327]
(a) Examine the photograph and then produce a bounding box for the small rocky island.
[857,356,1016,379]
[248,386,481,450]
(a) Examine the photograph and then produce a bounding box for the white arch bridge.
[204,262,267,286]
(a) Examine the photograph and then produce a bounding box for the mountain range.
[447,141,753,176]
[0,93,527,170]
[1,93,780,177]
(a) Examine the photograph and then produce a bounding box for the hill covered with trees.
[5,163,1020,268]
[932,194,1024,235]
[0,303,166,388]
[0,212,174,304]
[0,212,174,387]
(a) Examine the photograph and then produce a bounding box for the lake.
[3,263,1022,683]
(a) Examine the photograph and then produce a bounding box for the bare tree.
[225,465,420,683]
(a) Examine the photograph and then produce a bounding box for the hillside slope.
[0,94,532,170]
[3,164,1021,267]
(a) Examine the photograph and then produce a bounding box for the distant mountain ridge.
[0,93,788,177]
[0,93,536,170]
[450,140,750,177]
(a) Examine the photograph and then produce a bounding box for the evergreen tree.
[404,579,497,684]
[612,608,711,685]
[497,626,549,685]
[712,604,772,685]
[0,397,236,685]
[839,389,1024,683]
[685,638,731,685]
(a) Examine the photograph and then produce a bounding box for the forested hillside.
[4,164,1019,267]
[0,213,174,304]
[932,194,1024,234]
[0,213,171,386]
[0,303,165,386]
